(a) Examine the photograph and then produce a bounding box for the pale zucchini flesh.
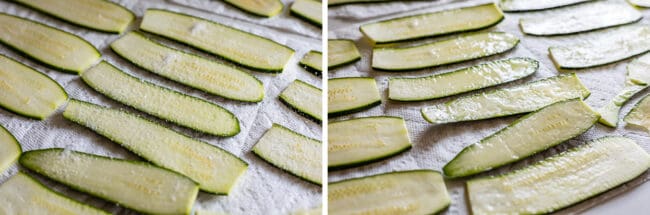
[624,93,650,133]
[224,0,283,17]
[467,136,650,214]
[300,51,323,74]
[279,80,323,122]
[328,77,381,117]
[598,54,650,127]
[629,0,650,7]
[328,40,361,69]
[500,0,593,12]
[329,0,399,5]
[0,124,20,174]
[291,0,322,26]
[293,207,322,215]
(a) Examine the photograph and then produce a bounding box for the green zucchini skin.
[629,0,650,7]
[279,80,323,123]
[624,93,650,132]
[223,0,284,17]
[328,39,361,69]
[0,124,21,174]
[290,0,322,27]
[299,50,323,76]
[499,0,595,12]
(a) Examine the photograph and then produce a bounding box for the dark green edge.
[290,0,322,27]
[19,148,199,215]
[222,0,284,18]
[360,3,504,44]
[500,0,595,12]
[111,32,264,103]
[252,123,322,185]
[328,39,361,69]
[140,9,295,73]
[388,57,539,102]
[624,93,650,122]
[328,0,426,6]
[550,43,650,70]
[443,98,600,178]
[62,99,248,195]
[0,123,21,173]
[327,77,381,117]
[520,15,642,36]
[299,50,323,76]
[81,61,240,137]
[629,0,650,8]
[279,79,322,123]
[0,13,101,74]
[0,54,68,120]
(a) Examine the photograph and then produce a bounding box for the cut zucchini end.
[328,144,412,171]
[0,125,21,173]
[597,102,620,127]
[328,100,381,118]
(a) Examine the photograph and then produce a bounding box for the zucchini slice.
[12,0,134,33]
[328,116,411,169]
[291,0,322,26]
[624,93,650,133]
[329,0,397,5]
[500,0,593,12]
[82,61,240,137]
[372,32,519,71]
[629,0,650,7]
[421,74,590,124]
[111,32,264,102]
[0,124,20,174]
[549,26,650,69]
[598,54,650,127]
[360,3,504,44]
[63,99,248,194]
[0,54,68,119]
[328,40,361,69]
[279,80,322,122]
[140,9,294,72]
[467,136,650,214]
[389,57,538,101]
[252,124,322,185]
[328,77,381,117]
[0,13,100,74]
[329,170,450,215]
[223,0,283,17]
[300,51,323,74]
[0,173,109,215]
[444,99,599,178]
[20,149,199,214]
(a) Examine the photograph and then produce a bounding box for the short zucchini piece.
[328,77,381,117]
[389,57,538,101]
[629,0,650,7]
[360,3,504,44]
[223,0,283,17]
[328,116,411,169]
[500,0,593,12]
[598,54,650,127]
[0,124,20,174]
[0,13,100,74]
[300,50,323,75]
[421,74,590,124]
[291,0,322,26]
[329,170,450,215]
[328,40,361,69]
[279,80,322,122]
[140,9,294,72]
[372,32,519,71]
[624,93,650,133]
[20,149,199,215]
[467,136,650,214]
[253,124,322,185]
[0,54,68,119]
[63,99,248,194]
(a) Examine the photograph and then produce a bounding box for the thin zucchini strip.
[500,0,593,12]
[598,54,650,127]
[328,77,381,117]
[372,32,519,71]
[328,40,361,69]
[63,99,248,194]
[624,93,650,133]
[111,32,264,102]
[224,0,283,17]
[12,0,134,33]
[300,51,323,74]
[279,80,323,122]
[360,3,504,44]
[81,61,240,137]
[629,0,650,7]
[0,54,68,119]
[20,149,199,214]
[0,124,20,174]
[389,57,538,101]
[291,0,322,26]
[140,9,294,72]
[467,137,650,214]
[329,170,450,215]
[421,74,590,124]
[253,124,322,184]
[0,13,100,74]
[328,116,411,169]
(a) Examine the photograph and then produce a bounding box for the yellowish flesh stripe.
[328,78,380,115]
[224,0,283,17]
[625,94,650,133]
[328,40,360,68]
[291,0,323,25]
[300,51,323,72]
[0,125,20,174]
[280,80,323,121]
[500,0,593,11]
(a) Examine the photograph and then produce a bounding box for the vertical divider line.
[321,0,329,214]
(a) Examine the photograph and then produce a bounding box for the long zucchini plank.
[223,0,283,17]
[0,13,100,74]
[467,137,650,214]
[81,61,240,137]
[443,99,599,178]
[20,149,199,214]
[279,80,323,122]
[328,77,381,117]
[629,0,650,7]
[328,40,361,69]
[140,9,294,72]
[111,32,264,102]
[500,0,593,12]
[373,32,519,71]
[329,170,450,214]
[291,0,322,26]
[0,124,20,174]
[421,74,590,124]
[598,54,650,127]
[549,26,650,69]
[0,54,68,119]
[12,0,134,33]
[63,99,248,194]
[300,50,323,75]
[624,93,650,133]
[253,124,322,185]
[389,57,538,101]
[328,116,411,169]
[360,3,504,44]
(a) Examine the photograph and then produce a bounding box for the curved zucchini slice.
[328,77,381,117]
[360,3,504,44]
[0,54,68,119]
[329,170,450,215]
[549,26,650,69]
[444,99,599,178]
[291,0,322,26]
[467,136,650,214]
[111,32,264,102]
[0,124,20,174]
[12,0,134,33]
[629,0,650,7]
[224,0,283,17]
[279,80,322,122]
[328,116,411,169]
[422,74,590,124]
[140,9,294,72]
[300,51,323,74]
[63,99,248,194]
[500,0,593,12]
[389,57,538,101]
[624,93,650,133]
[0,13,100,74]
[328,40,361,69]
[598,54,650,127]
[253,124,322,185]
[372,32,519,71]
[20,149,199,214]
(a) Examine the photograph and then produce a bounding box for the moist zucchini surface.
[279,80,322,122]
[500,0,593,12]
[224,0,283,17]
[328,77,381,117]
[624,93,650,133]
[291,0,322,26]
[328,40,361,68]
[300,51,323,74]
[0,124,20,174]
[598,54,650,127]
